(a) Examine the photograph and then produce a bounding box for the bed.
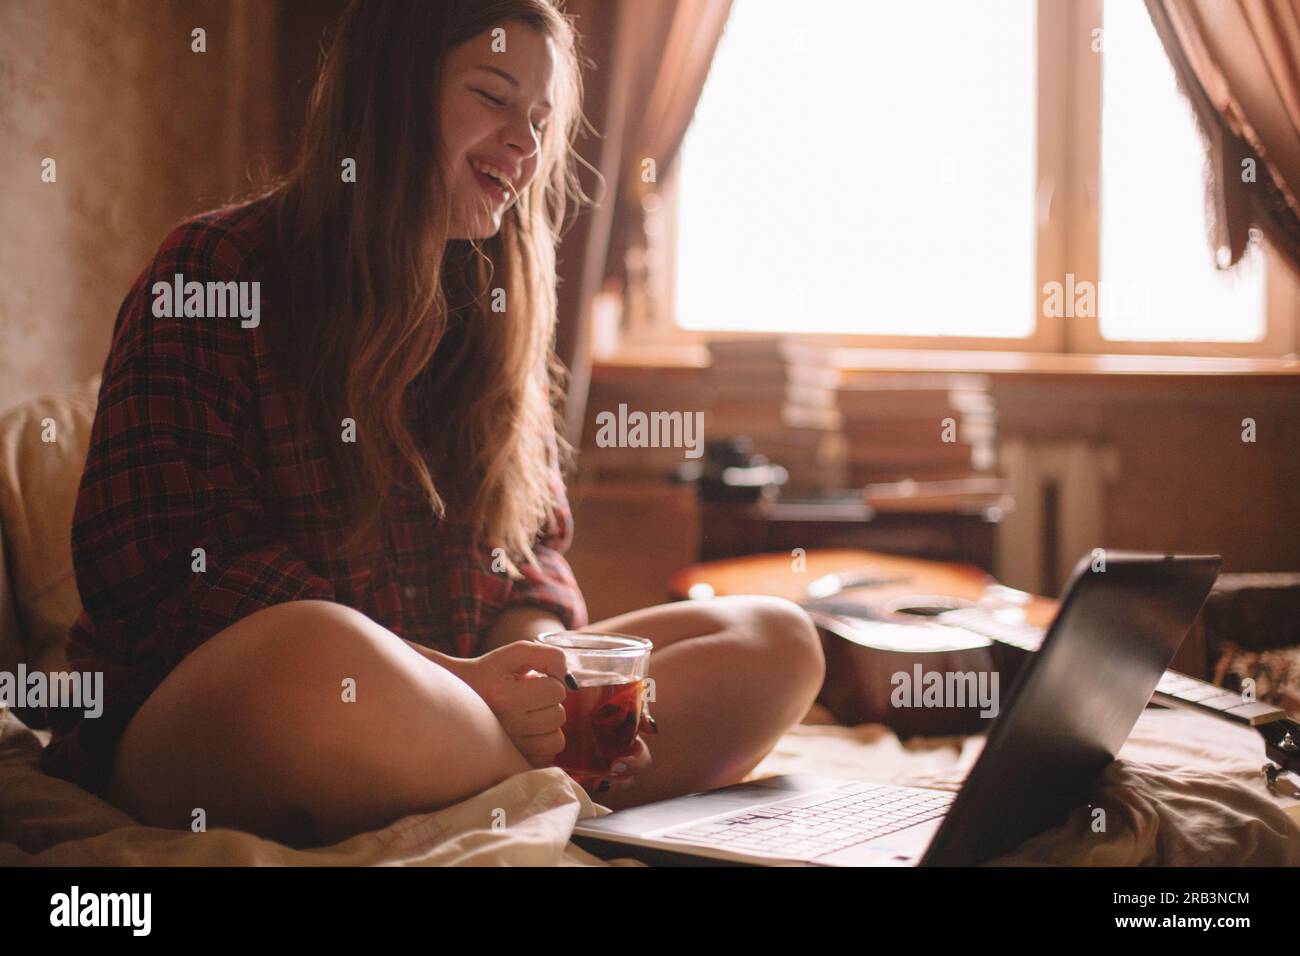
[2,379,1298,866]
[3,700,1297,866]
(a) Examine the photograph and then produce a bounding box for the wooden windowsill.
[833,348,1300,380]
[596,345,1300,382]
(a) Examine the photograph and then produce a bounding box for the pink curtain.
[1146,0,1300,271]
[555,0,733,447]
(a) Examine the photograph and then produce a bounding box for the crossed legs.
[106,595,824,844]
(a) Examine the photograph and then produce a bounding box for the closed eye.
[475,87,548,134]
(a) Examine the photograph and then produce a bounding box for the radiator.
[996,438,1120,596]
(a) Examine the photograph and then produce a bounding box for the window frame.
[1066,0,1299,357]
[623,0,1297,358]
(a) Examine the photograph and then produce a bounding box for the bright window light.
[1100,0,1265,341]
[673,0,1038,337]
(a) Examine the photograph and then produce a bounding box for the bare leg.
[108,599,532,846]
[580,595,825,811]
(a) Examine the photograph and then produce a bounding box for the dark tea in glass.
[536,631,653,788]
[556,676,647,785]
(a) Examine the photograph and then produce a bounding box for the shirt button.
[403,585,417,599]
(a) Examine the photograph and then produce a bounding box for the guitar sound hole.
[885,595,975,618]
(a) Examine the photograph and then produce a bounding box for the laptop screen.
[920,552,1221,866]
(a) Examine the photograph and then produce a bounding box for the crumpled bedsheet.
[749,707,1300,865]
[3,705,1296,866]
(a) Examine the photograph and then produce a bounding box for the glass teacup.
[537,630,653,786]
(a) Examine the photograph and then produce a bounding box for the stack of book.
[579,341,1000,494]
[704,338,848,492]
[836,372,997,486]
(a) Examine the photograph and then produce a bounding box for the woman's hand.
[582,716,655,797]
[457,640,573,769]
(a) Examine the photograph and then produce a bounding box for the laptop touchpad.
[816,817,945,866]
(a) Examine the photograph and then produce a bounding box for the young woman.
[42,0,824,848]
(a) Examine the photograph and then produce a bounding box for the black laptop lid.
[920,552,1221,866]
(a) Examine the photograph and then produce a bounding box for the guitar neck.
[937,607,1289,729]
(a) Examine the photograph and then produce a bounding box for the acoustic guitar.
[670,549,1300,784]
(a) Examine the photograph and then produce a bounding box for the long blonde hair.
[265,0,590,576]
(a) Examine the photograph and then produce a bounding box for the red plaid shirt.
[42,197,588,796]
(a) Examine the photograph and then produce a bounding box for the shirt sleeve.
[66,222,336,712]
[500,434,589,630]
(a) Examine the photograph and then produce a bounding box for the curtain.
[1145,0,1300,271]
[555,0,733,448]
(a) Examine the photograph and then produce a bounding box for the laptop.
[572,551,1222,866]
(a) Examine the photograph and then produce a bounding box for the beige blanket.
[751,708,1300,865]
[3,705,1296,866]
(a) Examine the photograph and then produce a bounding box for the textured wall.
[0,0,282,413]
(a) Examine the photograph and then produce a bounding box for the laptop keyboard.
[654,781,957,860]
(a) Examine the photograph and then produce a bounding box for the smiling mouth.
[470,162,509,207]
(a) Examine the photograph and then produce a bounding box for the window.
[673,0,1038,340]
[1098,0,1266,343]
[642,0,1295,356]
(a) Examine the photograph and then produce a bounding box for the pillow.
[0,374,102,675]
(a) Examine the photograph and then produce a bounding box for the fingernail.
[612,762,628,773]
[597,780,611,793]
[644,712,659,734]
[564,672,579,690]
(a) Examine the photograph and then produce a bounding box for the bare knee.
[736,596,826,695]
[213,601,532,826]
[110,599,529,844]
